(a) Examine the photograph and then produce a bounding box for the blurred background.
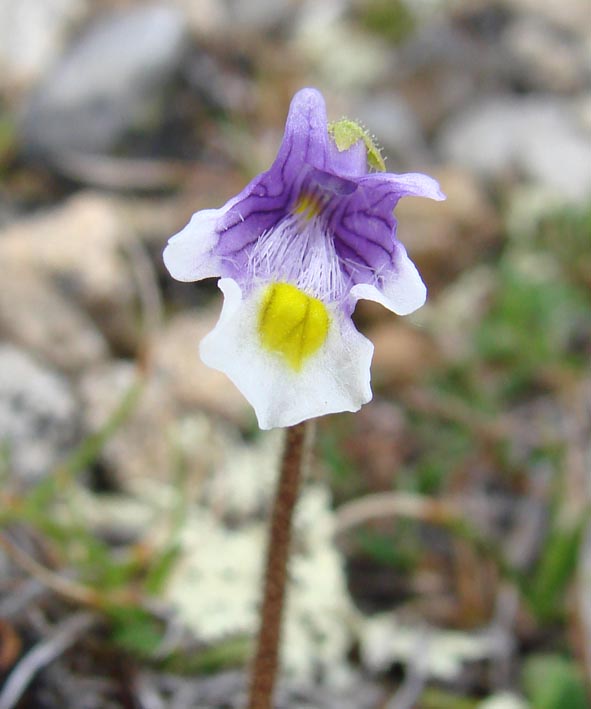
[0,1,590,707]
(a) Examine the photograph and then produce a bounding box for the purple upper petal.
[275,88,330,173]
[214,90,370,281]
[326,136,368,178]
[168,88,445,306]
[357,172,446,203]
[327,171,445,288]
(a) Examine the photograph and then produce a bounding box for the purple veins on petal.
[305,167,358,197]
[162,86,447,428]
[276,88,331,173]
[166,86,445,308]
[357,172,446,204]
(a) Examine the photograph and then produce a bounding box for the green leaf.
[358,0,416,45]
[421,688,478,709]
[527,516,586,621]
[163,636,251,675]
[144,543,182,595]
[523,654,589,709]
[110,607,163,658]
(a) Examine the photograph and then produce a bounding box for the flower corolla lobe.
[164,88,445,429]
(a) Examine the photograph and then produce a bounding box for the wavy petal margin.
[200,279,374,429]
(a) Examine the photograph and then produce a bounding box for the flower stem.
[247,422,308,709]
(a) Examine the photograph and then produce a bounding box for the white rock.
[0,345,77,484]
[437,96,591,204]
[295,2,389,88]
[21,5,188,154]
[503,17,587,92]
[0,193,138,351]
[0,0,88,89]
[500,0,591,36]
[351,92,430,167]
[78,360,175,485]
[0,267,108,372]
[151,311,252,427]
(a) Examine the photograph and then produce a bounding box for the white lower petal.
[163,209,224,282]
[350,244,426,316]
[200,279,374,430]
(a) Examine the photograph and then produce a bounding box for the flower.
[164,88,445,429]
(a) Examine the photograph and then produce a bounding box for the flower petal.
[163,209,224,282]
[328,171,444,287]
[200,279,374,429]
[357,172,446,203]
[327,136,368,178]
[212,90,332,276]
[350,243,426,315]
[277,87,330,171]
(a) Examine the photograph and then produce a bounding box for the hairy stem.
[247,422,308,709]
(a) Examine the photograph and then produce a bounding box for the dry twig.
[0,534,103,609]
[52,152,191,191]
[335,491,454,538]
[121,230,164,354]
[0,612,96,709]
[0,578,45,619]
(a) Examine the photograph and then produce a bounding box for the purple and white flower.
[164,88,445,429]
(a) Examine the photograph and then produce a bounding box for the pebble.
[366,320,437,388]
[0,193,139,353]
[0,345,78,485]
[436,95,591,204]
[395,166,501,291]
[21,5,188,155]
[151,311,252,425]
[0,0,88,90]
[351,92,431,169]
[78,360,176,487]
[77,310,253,487]
[0,266,108,373]
[502,17,588,92]
[396,18,499,133]
[500,0,591,36]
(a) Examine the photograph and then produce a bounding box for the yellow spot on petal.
[293,192,323,221]
[258,283,330,371]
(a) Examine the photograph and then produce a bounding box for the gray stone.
[499,0,591,36]
[225,0,295,33]
[151,312,251,425]
[0,0,88,90]
[21,5,188,155]
[77,359,221,487]
[0,193,139,354]
[77,360,172,486]
[395,19,500,132]
[502,17,588,92]
[0,266,108,373]
[436,95,591,204]
[395,165,501,291]
[169,0,229,38]
[351,92,431,168]
[76,310,252,487]
[0,345,77,484]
